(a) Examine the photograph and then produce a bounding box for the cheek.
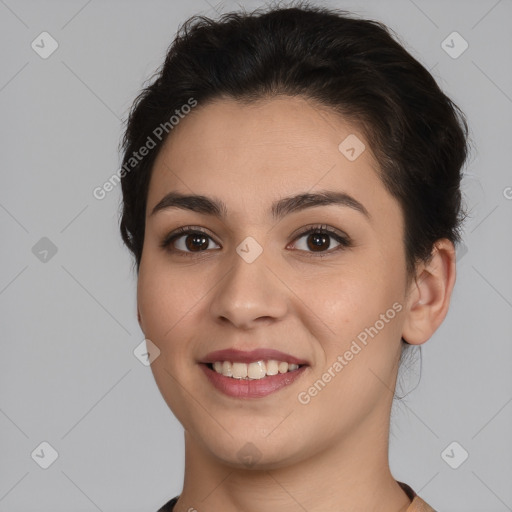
[137,259,206,423]
[312,260,404,332]
[303,250,406,378]
[137,256,199,347]
[294,273,404,424]
[137,253,229,391]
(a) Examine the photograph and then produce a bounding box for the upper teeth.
[212,360,300,379]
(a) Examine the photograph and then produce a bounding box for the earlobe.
[402,239,457,345]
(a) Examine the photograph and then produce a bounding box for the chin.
[193,428,308,471]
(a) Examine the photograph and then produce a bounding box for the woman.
[119,3,468,511]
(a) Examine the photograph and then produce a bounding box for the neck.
[173,406,411,512]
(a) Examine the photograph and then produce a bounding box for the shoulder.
[407,495,437,512]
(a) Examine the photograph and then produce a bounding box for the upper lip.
[201,348,309,366]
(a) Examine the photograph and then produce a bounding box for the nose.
[209,245,289,330]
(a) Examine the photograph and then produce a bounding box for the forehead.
[147,96,398,224]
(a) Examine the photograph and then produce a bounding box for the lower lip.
[200,363,308,398]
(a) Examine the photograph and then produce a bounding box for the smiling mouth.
[206,360,304,380]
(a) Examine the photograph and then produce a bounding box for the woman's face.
[137,96,411,468]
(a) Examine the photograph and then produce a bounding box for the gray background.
[1,0,511,511]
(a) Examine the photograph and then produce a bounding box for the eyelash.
[159,224,352,259]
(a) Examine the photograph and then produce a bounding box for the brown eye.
[305,232,332,251]
[160,227,220,254]
[291,225,352,256]
[182,233,211,252]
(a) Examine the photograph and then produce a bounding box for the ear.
[402,239,457,345]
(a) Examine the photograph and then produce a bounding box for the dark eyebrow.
[150,189,370,221]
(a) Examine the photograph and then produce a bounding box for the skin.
[136,96,456,512]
